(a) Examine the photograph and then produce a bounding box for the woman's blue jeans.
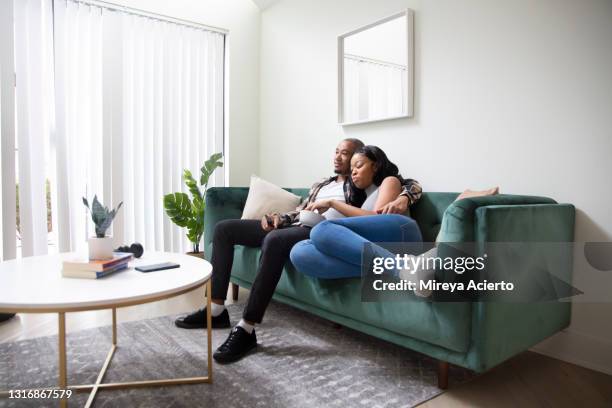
[290,214,422,279]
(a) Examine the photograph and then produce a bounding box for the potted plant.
[83,195,123,260]
[164,152,223,257]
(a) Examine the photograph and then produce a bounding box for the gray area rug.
[0,301,471,407]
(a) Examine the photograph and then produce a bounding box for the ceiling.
[251,0,282,11]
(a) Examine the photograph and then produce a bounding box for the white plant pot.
[88,237,114,260]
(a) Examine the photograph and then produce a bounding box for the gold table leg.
[58,312,67,408]
[112,308,117,346]
[206,280,213,381]
[84,308,117,408]
[0,282,213,406]
[81,285,213,406]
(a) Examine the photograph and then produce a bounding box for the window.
[0,0,227,259]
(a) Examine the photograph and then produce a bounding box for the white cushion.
[241,175,301,220]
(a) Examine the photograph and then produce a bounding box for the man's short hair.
[343,138,364,151]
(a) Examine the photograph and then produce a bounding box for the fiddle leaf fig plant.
[82,195,123,238]
[164,152,223,253]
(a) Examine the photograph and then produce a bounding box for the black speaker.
[0,313,15,322]
[115,242,144,258]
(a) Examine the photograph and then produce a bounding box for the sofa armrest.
[437,194,557,242]
[464,203,576,371]
[436,196,565,285]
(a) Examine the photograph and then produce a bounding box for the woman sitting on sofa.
[291,144,500,281]
[290,145,423,279]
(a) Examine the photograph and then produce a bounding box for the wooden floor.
[2,286,611,407]
[421,352,612,408]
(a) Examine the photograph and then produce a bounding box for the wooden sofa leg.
[232,283,239,301]
[438,361,449,389]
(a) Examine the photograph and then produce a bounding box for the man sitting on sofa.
[175,138,423,363]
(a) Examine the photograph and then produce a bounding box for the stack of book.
[62,252,133,279]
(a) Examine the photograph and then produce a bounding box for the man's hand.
[261,213,282,231]
[307,199,332,214]
[377,195,409,214]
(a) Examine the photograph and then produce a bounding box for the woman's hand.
[261,213,282,231]
[307,199,333,213]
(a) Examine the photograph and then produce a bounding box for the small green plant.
[82,195,123,238]
[164,152,223,253]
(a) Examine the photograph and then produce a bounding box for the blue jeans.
[290,214,422,279]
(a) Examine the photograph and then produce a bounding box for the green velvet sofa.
[204,187,575,388]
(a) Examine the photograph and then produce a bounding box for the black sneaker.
[213,326,257,364]
[174,308,231,329]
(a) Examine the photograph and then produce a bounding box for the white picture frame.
[338,9,415,126]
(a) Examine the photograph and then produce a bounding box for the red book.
[62,252,133,272]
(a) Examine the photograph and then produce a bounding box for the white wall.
[260,0,612,373]
[112,0,261,186]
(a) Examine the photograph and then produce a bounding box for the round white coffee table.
[0,251,213,408]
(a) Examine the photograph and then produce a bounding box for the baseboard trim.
[530,329,612,376]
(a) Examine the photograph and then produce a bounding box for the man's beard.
[334,168,349,176]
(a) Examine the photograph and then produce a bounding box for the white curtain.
[343,57,360,123]
[343,55,406,123]
[10,0,225,256]
[115,10,225,253]
[0,0,17,261]
[52,0,104,253]
[13,0,55,257]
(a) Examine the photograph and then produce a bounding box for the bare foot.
[456,186,500,201]
[435,187,501,244]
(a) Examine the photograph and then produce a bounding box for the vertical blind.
[3,0,225,259]
[343,55,406,123]
[13,0,54,257]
